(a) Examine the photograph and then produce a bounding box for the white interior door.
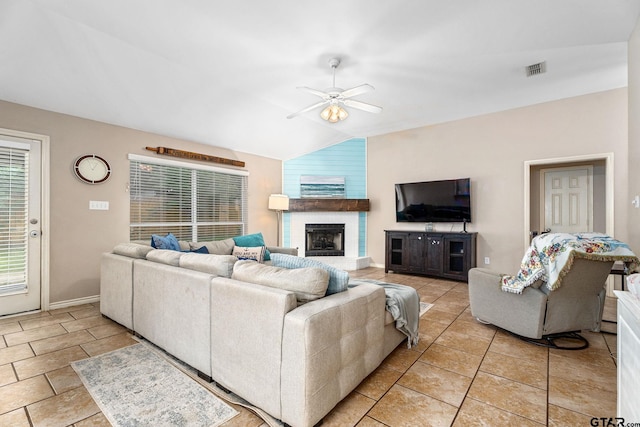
[541,166,593,234]
[0,135,41,316]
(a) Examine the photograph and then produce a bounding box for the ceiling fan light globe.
[320,106,331,120]
[338,107,348,120]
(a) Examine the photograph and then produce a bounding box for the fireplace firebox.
[305,223,345,256]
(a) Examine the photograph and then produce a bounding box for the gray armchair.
[468,258,614,349]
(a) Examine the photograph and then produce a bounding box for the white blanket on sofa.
[349,279,420,348]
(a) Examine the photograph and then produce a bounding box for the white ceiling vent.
[526,61,546,77]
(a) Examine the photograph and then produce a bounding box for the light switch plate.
[89,200,109,210]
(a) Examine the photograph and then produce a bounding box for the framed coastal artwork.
[300,176,345,198]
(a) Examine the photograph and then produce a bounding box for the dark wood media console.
[385,230,477,282]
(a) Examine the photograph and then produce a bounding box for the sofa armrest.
[209,277,298,420]
[280,283,386,427]
[100,253,134,330]
[468,267,547,339]
[267,246,298,256]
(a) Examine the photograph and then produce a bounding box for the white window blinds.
[129,155,248,242]
[0,145,29,294]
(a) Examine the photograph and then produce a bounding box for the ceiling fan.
[287,58,382,123]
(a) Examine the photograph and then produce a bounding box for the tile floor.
[0,268,618,426]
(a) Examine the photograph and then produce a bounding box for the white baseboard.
[48,295,100,311]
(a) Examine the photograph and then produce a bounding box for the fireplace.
[305,223,345,256]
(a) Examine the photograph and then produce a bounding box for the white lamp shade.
[268,194,289,211]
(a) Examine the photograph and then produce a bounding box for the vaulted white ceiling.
[1,1,639,160]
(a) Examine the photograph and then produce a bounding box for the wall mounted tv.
[395,178,471,223]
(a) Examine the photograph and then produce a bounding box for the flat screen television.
[395,178,471,223]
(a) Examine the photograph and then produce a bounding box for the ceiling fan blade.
[297,86,330,99]
[286,100,330,119]
[343,99,383,114]
[340,84,374,99]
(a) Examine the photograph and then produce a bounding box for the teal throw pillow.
[150,233,181,251]
[233,232,271,261]
[270,253,349,295]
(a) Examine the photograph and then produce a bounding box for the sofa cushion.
[146,249,183,266]
[112,243,153,259]
[150,233,181,251]
[233,232,271,261]
[179,253,237,278]
[190,238,235,255]
[232,260,329,305]
[232,246,266,263]
[270,253,349,296]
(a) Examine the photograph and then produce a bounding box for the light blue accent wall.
[282,138,367,256]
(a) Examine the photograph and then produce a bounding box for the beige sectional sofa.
[100,240,407,427]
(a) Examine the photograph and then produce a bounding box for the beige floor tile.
[367,384,458,427]
[355,364,403,400]
[48,304,94,316]
[0,321,22,336]
[0,407,30,426]
[69,307,102,320]
[62,315,113,333]
[0,339,5,349]
[398,361,472,407]
[322,391,376,427]
[0,343,34,366]
[13,346,89,380]
[548,376,616,419]
[80,332,137,356]
[0,375,54,415]
[0,363,17,387]
[31,330,96,355]
[46,366,83,394]
[19,313,74,331]
[87,323,126,340]
[0,311,49,326]
[549,352,616,393]
[4,324,68,347]
[356,416,387,427]
[480,350,548,390]
[419,343,483,378]
[548,404,597,427]
[431,298,468,316]
[487,330,549,362]
[73,412,113,427]
[421,307,459,325]
[453,397,545,426]
[447,318,497,341]
[434,329,491,356]
[27,386,100,427]
[467,371,547,424]
[379,346,421,374]
[549,344,617,370]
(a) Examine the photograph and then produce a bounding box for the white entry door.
[0,135,42,316]
[541,166,593,234]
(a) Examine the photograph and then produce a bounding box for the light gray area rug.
[420,301,434,317]
[72,343,238,427]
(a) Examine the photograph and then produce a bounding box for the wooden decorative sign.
[145,146,245,168]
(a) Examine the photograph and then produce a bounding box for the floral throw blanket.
[501,233,639,294]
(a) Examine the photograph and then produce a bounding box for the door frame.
[524,153,613,251]
[0,127,50,314]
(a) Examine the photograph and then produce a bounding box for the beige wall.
[629,18,640,253]
[368,89,630,274]
[0,100,282,305]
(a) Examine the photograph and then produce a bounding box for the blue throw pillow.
[185,245,209,254]
[270,253,349,295]
[150,233,181,251]
[233,232,271,261]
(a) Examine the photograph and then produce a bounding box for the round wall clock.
[74,154,111,184]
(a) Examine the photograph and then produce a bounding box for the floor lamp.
[268,194,289,246]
